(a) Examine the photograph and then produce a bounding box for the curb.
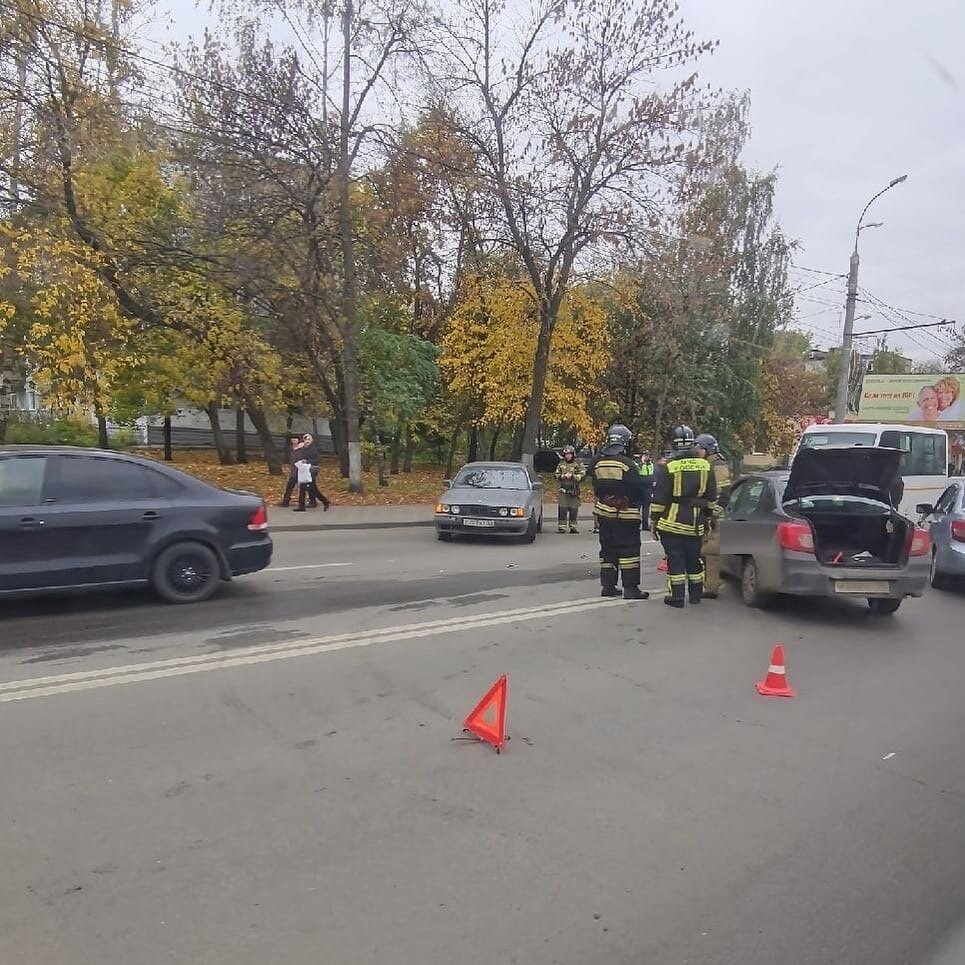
[270,519,435,534]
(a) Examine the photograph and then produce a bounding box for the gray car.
[918,480,965,590]
[434,461,544,543]
[719,446,931,615]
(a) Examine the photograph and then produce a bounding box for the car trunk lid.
[784,445,902,505]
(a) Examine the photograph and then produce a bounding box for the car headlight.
[436,503,450,513]
[451,505,461,514]
[510,507,526,518]
[499,507,509,517]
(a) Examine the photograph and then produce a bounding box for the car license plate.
[463,518,495,528]
[834,581,890,595]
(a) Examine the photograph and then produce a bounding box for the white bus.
[793,423,949,519]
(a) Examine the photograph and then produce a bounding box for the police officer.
[650,425,717,609]
[555,445,585,533]
[693,433,731,600]
[586,424,649,600]
[636,448,655,531]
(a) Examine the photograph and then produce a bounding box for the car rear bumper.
[435,514,530,536]
[226,537,273,576]
[779,554,930,599]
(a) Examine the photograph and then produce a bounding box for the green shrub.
[5,418,99,447]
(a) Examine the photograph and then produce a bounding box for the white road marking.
[0,597,620,704]
[882,752,896,761]
[267,562,354,572]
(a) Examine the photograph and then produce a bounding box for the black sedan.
[0,445,273,604]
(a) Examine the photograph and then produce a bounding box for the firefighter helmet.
[602,424,633,456]
[670,425,695,451]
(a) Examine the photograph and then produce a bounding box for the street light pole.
[834,175,908,423]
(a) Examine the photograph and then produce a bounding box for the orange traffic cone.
[756,645,795,698]
[454,675,509,753]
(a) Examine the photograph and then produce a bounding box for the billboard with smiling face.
[857,374,965,426]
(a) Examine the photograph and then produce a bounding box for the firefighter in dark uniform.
[650,424,717,609]
[693,433,731,599]
[586,424,649,600]
[637,449,655,531]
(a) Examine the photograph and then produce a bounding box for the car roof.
[1,444,152,461]
[457,461,528,470]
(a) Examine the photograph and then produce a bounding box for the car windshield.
[799,432,877,449]
[453,468,529,490]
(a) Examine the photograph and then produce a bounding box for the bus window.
[880,430,947,476]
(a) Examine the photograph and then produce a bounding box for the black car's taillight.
[248,503,269,531]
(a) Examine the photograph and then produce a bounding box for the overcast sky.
[149,0,964,364]
[681,0,964,363]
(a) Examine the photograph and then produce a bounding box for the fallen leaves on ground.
[138,450,566,506]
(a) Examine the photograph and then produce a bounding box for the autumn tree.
[430,0,717,466]
[441,270,610,449]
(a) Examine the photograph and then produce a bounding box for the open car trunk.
[783,445,912,567]
[787,503,912,567]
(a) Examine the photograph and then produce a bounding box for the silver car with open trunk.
[720,446,931,615]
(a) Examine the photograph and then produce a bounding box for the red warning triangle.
[462,674,508,752]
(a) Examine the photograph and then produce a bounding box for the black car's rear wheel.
[868,597,902,616]
[152,541,221,604]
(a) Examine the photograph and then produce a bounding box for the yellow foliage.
[441,273,610,439]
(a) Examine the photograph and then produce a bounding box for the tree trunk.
[489,424,502,460]
[390,424,403,474]
[510,421,526,461]
[369,409,389,487]
[205,403,234,465]
[445,424,463,479]
[467,426,479,463]
[519,302,556,468]
[0,413,7,444]
[162,416,173,461]
[95,410,109,449]
[338,0,364,494]
[404,424,415,473]
[243,399,282,475]
[330,406,349,477]
[235,406,249,464]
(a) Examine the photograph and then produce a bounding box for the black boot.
[623,587,649,600]
[601,569,620,597]
[663,596,684,609]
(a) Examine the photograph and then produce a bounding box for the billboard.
[857,373,965,427]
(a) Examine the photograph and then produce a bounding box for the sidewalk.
[269,503,436,533]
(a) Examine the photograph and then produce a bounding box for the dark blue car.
[0,446,272,603]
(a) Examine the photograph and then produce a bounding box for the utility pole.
[834,175,908,422]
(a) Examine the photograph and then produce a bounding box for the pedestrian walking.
[279,434,304,508]
[293,458,314,512]
[586,424,649,600]
[555,445,585,533]
[650,425,717,609]
[299,433,331,510]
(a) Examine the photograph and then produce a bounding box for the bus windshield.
[799,431,878,449]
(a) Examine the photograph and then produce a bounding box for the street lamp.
[834,174,909,422]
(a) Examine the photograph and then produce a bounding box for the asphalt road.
[3,527,965,965]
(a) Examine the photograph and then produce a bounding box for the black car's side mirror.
[443,479,452,489]
[915,503,933,516]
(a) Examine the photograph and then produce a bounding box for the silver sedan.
[434,462,544,543]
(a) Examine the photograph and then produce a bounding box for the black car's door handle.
[19,517,45,528]
[142,511,160,520]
